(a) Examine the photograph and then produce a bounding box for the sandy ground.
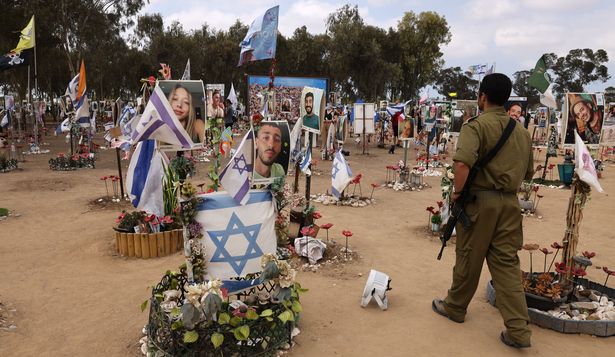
[1,130,614,356]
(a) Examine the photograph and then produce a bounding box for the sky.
[140,0,615,93]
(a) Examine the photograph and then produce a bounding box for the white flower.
[185,283,206,308]
[278,268,297,288]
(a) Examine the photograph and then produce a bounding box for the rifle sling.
[473,118,517,170]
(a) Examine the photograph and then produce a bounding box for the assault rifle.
[437,118,517,260]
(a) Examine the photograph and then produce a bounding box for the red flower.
[147,75,156,86]
[540,248,552,255]
[536,165,543,171]
[160,216,174,224]
[58,153,66,158]
[206,188,215,193]
[426,206,435,214]
[603,267,615,276]
[100,176,108,180]
[555,262,567,274]
[532,186,539,192]
[144,215,153,223]
[220,288,228,299]
[342,230,353,238]
[232,307,247,318]
[437,201,443,208]
[351,174,363,184]
[371,183,380,188]
[300,226,316,237]
[551,242,563,250]
[582,251,596,259]
[572,267,587,277]
[386,165,394,170]
[320,223,333,230]
[312,211,322,220]
[548,164,555,170]
[80,153,89,159]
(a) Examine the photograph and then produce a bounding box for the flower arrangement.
[169,155,196,181]
[49,152,95,171]
[115,210,178,233]
[0,154,18,173]
[426,201,444,225]
[143,254,307,355]
[179,182,207,282]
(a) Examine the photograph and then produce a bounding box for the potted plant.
[426,202,443,232]
[113,210,182,259]
[169,155,196,181]
[518,181,538,211]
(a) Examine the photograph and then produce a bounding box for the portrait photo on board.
[564,93,604,145]
[158,80,207,144]
[300,86,324,135]
[252,120,291,185]
[600,102,615,146]
[504,96,528,128]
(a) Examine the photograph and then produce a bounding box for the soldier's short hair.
[479,73,512,106]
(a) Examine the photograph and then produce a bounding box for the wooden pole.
[561,177,590,283]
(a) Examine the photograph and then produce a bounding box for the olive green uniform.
[443,106,534,344]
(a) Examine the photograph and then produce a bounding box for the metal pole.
[305,132,313,202]
[362,104,366,155]
[116,148,125,198]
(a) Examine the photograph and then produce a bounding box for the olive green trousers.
[444,191,531,344]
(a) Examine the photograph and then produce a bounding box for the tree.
[434,67,478,99]
[393,11,451,99]
[512,70,539,107]
[548,49,610,101]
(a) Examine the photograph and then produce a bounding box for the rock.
[8,325,16,331]
[571,301,599,310]
[560,313,571,320]
[537,216,543,219]
[291,327,301,338]
[587,313,601,320]
[600,296,609,306]
[351,202,359,207]
[589,292,600,302]
[604,311,615,320]
[571,310,580,317]
[358,273,363,277]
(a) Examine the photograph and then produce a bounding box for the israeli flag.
[219,130,254,205]
[238,6,279,66]
[386,100,410,116]
[300,147,311,176]
[131,85,194,149]
[196,190,277,280]
[331,149,353,199]
[125,140,169,217]
[55,117,70,135]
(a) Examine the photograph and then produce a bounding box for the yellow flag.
[12,15,35,53]
[448,92,457,97]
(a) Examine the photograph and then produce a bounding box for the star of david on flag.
[220,129,254,205]
[196,190,276,280]
[331,149,353,199]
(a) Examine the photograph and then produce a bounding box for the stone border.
[486,280,615,337]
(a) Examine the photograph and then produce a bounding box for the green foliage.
[217,312,230,325]
[211,332,224,349]
[140,299,148,312]
[232,325,250,341]
[277,310,294,324]
[512,70,540,107]
[434,67,478,100]
[183,330,199,344]
[169,156,196,180]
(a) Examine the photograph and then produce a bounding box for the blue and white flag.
[55,117,70,135]
[131,85,194,149]
[331,149,353,198]
[300,147,311,176]
[119,105,137,137]
[125,140,169,217]
[219,129,254,205]
[238,5,279,66]
[196,190,277,280]
[65,60,90,127]
[386,100,410,116]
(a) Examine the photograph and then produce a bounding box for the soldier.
[432,73,534,348]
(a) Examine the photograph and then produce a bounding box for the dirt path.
[0,133,613,356]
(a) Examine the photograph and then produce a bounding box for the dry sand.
[1,132,614,356]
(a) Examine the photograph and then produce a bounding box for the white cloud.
[520,0,598,11]
[279,0,339,35]
[494,24,564,48]
[465,0,518,19]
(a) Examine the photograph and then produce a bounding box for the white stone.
[604,311,615,320]
[600,296,609,306]
[571,301,599,310]
[560,313,571,320]
[589,292,600,302]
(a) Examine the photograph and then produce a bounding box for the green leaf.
[183,330,199,344]
[170,307,181,317]
[232,325,250,341]
[229,316,242,327]
[218,312,230,325]
[171,320,183,330]
[291,300,303,313]
[259,309,274,317]
[211,332,224,349]
[246,309,259,320]
[140,300,148,312]
[265,316,273,322]
[278,310,294,324]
